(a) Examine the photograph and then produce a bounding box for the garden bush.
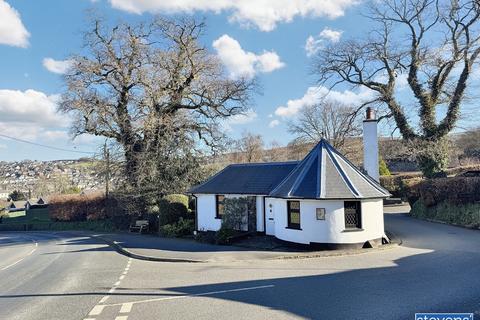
[158,194,190,226]
[215,226,236,245]
[159,218,194,237]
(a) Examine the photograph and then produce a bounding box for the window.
[316,208,326,220]
[344,201,362,229]
[216,195,225,219]
[287,201,301,229]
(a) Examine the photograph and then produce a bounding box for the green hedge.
[410,199,480,229]
[158,194,191,226]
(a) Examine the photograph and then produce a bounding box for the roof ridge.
[228,161,300,166]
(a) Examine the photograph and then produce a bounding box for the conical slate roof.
[269,139,390,199]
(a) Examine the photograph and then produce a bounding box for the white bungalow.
[189,109,391,248]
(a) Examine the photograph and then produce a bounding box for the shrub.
[222,197,248,231]
[159,218,194,237]
[379,157,391,176]
[158,194,190,226]
[215,226,236,245]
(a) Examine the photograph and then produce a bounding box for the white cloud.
[269,119,280,128]
[223,110,258,131]
[213,34,284,79]
[0,89,66,126]
[305,27,343,57]
[0,143,6,149]
[43,58,73,74]
[275,86,375,117]
[227,110,258,125]
[0,0,29,47]
[109,0,358,32]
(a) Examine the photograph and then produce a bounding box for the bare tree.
[287,100,361,153]
[233,132,264,163]
[314,0,480,177]
[60,17,254,187]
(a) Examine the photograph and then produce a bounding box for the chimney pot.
[366,107,375,120]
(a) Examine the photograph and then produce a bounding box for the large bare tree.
[60,18,254,188]
[314,0,480,177]
[287,100,361,153]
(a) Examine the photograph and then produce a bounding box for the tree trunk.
[414,138,450,178]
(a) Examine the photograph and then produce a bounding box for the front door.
[265,199,275,235]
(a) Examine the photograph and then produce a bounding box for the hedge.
[410,199,480,229]
[49,193,107,221]
[415,177,480,207]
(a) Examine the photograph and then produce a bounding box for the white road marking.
[86,257,131,319]
[122,271,128,275]
[106,285,275,307]
[120,303,133,313]
[0,240,38,271]
[89,305,105,316]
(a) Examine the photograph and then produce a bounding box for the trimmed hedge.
[49,193,107,221]
[410,199,480,229]
[415,177,480,207]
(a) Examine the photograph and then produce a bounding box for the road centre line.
[120,303,133,313]
[115,316,128,320]
[88,305,105,316]
[0,239,38,271]
[106,284,275,307]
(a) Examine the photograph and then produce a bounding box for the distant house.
[25,198,49,211]
[189,108,390,248]
[7,201,26,212]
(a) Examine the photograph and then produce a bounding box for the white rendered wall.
[266,198,385,245]
[195,194,264,232]
[256,196,265,232]
[195,194,221,231]
[363,120,379,181]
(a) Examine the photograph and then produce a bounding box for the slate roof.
[269,139,390,199]
[188,161,299,195]
[189,139,390,199]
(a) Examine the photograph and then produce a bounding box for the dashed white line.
[106,285,275,307]
[85,257,132,319]
[88,305,105,316]
[120,303,133,313]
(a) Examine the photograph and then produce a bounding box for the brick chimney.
[363,107,379,181]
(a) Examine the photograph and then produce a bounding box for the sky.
[0,0,477,161]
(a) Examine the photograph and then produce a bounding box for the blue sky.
[0,0,477,161]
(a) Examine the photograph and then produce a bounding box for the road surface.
[0,210,479,320]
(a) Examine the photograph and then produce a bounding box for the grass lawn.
[6,210,26,218]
